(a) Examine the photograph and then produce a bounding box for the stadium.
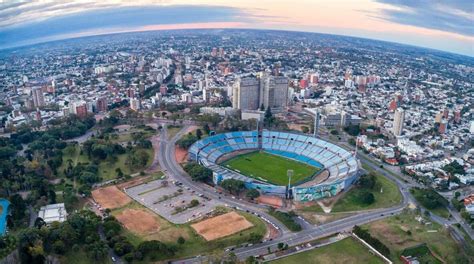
[188,130,360,202]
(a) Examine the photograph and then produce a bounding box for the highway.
[157,125,469,262]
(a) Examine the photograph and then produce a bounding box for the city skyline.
[0,0,473,57]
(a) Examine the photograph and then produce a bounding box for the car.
[111,256,116,262]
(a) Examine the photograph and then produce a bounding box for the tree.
[196,129,203,140]
[264,106,273,127]
[343,124,361,136]
[277,242,285,250]
[190,199,200,207]
[220,179,245,195]
[203,123,210,134]
[454,191,461,199]
[246,189,260,200]
[358,173,376,189]
[356,190,375,205]
[443,161,465,175]
[246,256,257,264]
[177,236,185,244]
[301,126,309,133]
[183,163,213,182]
[176,133,198,149]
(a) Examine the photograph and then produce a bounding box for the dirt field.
[257,195,283,208]
[175,146,188,163]
[191,212,254,241]
[116,208,160,234]
[92,186,131,209]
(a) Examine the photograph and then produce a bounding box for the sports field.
[222,151,319,185]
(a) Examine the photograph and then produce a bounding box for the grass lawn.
[332,172,402,212]
[60,248,112,264]
[363,210,471,264]
[300,203,324,213]
[222,151,319,185]
[270,237,384,264]
[167,125,182,140]
[112,202,267,260]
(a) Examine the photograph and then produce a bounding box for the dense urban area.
[0,29,473,264]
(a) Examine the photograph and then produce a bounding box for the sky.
[0,0,473,56]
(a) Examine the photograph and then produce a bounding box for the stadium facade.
[188,130,360,202]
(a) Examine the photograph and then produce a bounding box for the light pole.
[287,169,294,200]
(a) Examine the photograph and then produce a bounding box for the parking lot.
[125,179,219,224]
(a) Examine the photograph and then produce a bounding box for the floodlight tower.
[287,169,294,200]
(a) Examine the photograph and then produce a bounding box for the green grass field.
[222,151,319,185]
[363,210,471,263]
[332,172,402,212]
[270,237,384,264]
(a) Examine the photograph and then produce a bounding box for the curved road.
[157,125,414,261]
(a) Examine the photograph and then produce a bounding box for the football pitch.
[221,151,320,185]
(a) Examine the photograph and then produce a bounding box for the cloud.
[0,5,253,49]
[373,0,474,36]
[0,1,173,28]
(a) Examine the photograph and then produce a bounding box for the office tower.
[392,108,405,136]
[32,87,45,107]
[232,73,288,112]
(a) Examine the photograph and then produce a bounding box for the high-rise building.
[130,98,141,111]
[392,108,405,136]
[96,97,108,112]
[439,120,447,134]
[232,73,288,112]
[70,101,88,118]
[232,77,260,111]
[454,109,461,123]
[32,87,45,108]
[434,112,443,123]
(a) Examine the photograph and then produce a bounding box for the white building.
[38,203,67,224]
[392,108,405,136]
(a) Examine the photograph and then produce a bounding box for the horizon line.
[1,23,473,59]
